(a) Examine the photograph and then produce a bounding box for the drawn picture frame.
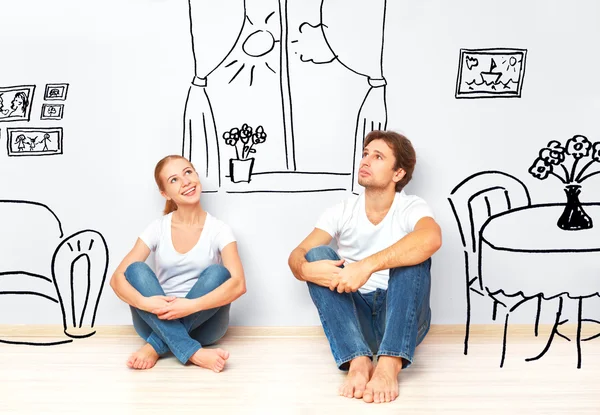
[40,104,65,120]
[455,48,527,99]
[6,127,63,157]
[0,85,36,122]
[44,83,69,101]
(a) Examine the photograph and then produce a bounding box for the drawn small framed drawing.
[7,127,63,157]
[0,85,36,122]
[44,83,69,101]
[40,104,64,120]
[455,48,527,99]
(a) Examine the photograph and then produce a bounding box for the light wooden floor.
[1,325,599,414]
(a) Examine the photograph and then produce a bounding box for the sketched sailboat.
[480,58,502,85]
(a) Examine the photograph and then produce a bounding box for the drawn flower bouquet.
[222,123,267,183]
[529,135,600,230]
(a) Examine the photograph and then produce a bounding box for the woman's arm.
[192,241,246,311]
[109,238,164,311]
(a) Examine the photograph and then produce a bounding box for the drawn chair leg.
[51,230,109,339]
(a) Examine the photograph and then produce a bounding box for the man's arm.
[288,228,344,286]
[333,217,442,293]
[363,216,442,273]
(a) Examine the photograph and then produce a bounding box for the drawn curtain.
[321,0,387,192]
[183,0,245,190]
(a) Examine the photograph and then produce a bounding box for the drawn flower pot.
[557,185,593,230]
[229,158,255,183]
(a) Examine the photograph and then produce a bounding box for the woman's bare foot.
[188,348,230,373]
[363,356,402,404]
[127,343,160,370]
[339,356,373,399]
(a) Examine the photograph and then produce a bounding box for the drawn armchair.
[0,200,108,345]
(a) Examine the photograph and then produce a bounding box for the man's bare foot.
[127,343,160,370]
[339,356,373,399]
[363,356,402,404]
[188,348,230,373]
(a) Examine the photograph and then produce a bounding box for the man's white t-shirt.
[315,190,435,293]
[139,212,236,297]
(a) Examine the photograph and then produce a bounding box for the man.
[288,130,441,404]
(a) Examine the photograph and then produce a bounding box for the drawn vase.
[229,158,255,183]
[557,184,593,230]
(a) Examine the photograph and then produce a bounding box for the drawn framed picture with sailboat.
[455,48,527,99]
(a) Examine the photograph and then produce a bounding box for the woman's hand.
[140,295,175,313]
[154,298,197,320]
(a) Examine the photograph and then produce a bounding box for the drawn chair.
[0,200,108,345]
[448,171,536,361]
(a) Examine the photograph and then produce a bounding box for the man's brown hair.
[364,130,416,192]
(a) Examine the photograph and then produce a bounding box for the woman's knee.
[124,262,153,287]
[201,264,231,290]
[305,245,339,262]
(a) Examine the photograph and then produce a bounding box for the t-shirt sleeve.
[315,201,344,237]
[215,222,236,251]
[404,198,436,232]
[138,218,161,251]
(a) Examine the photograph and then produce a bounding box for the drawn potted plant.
[222,123,267,183]
[529,135,600,230]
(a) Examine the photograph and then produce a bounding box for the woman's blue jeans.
[306,246,431,370]
[125,262,231,364]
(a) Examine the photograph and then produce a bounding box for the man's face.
[357,139,405,191]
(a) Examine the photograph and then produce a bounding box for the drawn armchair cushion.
[0,201,108,341]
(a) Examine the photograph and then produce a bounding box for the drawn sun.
[224,10,280,86]
[502,56,520,73]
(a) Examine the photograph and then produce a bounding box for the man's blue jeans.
[125,262,231,364]
[306,246,431,370]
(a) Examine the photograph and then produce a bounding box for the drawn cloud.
[291,22,336,64]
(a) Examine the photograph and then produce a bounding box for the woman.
[110,155,246,372]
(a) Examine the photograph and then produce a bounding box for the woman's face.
[11,96,23,110]
[159,158,202,208]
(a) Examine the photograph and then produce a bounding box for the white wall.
[1,0,599,328]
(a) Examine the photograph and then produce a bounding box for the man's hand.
[302,259,345,287]
[331,261,372,293]
[154,298,197,320]
[140,295,175,314]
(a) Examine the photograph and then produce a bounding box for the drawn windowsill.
[213,171,351,193]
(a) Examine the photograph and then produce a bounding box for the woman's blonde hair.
[154,155,196,215]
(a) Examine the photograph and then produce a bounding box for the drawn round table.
[479,204,600,368]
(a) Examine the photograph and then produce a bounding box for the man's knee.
[201,264,231,291]
[124,262,153,287]
[305,245,339,262]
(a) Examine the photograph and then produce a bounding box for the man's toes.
[391,389,399,401]
[385,391,391,402]
[363,390,374,403]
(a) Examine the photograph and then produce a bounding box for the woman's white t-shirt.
[139,212,236,297]
[315,190,435,293]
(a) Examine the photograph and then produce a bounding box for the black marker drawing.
[528,135,600,230]
[449,166,600,368]
[456,48,527,99]
[41,103,64,120]
[295,0,388,193]
[0,85,35,122]
[0,200,109,346]
[181,0,387,193]
[44,83,69,101]
[222,123,267,183]
[6,128,63,156]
